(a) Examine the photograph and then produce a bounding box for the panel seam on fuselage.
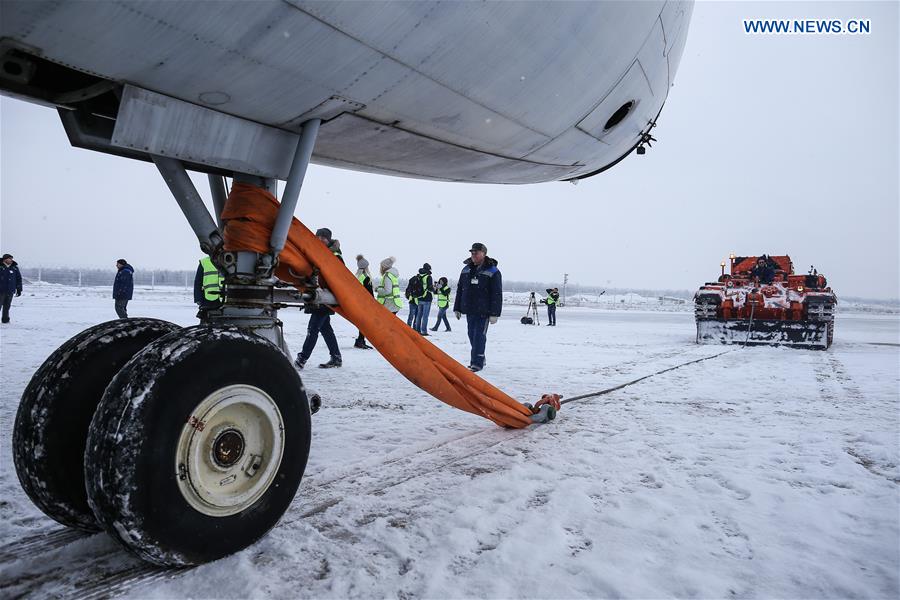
[282,0,557,142]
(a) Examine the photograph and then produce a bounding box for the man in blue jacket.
[453,242,502,372]
[113,258,134,318]
[0,253,23,324]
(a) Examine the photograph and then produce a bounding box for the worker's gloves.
[16,291,21,297]
[454,311,462,320]
[489,316,498,324]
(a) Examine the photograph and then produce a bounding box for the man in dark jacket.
[413,263,434,336]
[113,258,134,318]
[453,242,502,372]
[0,253,23,324]
[295,228,344,369]
[405,277,419,327]
[751,256,776,284]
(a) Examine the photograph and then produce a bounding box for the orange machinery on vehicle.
[694,254,837,349]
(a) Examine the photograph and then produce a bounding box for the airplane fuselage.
[0,0,693,184]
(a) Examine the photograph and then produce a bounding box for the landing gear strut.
[14,119,325,566]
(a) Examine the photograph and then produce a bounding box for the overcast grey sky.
[1,2,897,298]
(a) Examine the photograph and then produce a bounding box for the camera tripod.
[521,291,541,325]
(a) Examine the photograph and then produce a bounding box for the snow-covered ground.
[1,285,898,598]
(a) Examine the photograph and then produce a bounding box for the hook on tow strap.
[526,393,563,424]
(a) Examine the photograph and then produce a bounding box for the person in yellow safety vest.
[375,256,404,314]
[353,254,374,349]
[429,276,452,332]
[540,287,560,326]
[194,255,223,320]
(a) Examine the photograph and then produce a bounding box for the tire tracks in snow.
[0,429,518,599]
[816,352,900,485]
[0,349,732,598]
[584,345,694,378]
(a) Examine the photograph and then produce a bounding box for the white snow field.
[1,285,898,599]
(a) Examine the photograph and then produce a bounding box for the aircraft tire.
[13,318,182,531]
[85,326,310,566]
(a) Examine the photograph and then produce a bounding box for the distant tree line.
[17,267,900,307]
[19,267,194,288]
[18,266,695,300]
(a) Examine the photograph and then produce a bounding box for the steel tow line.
[556,350,734,407]
[743,301,757,348]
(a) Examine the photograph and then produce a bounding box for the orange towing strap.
[221,183,536,428]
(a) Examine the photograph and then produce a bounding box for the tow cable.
[743,300,757,347]
[526,350,733,421]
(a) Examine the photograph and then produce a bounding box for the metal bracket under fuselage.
[148,116,332,356]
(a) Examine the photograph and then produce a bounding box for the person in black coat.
[353,254,374,349]
[453,242,502,372]
[750,256,776,285]
[113,258,134,318]
[0,253,23,324]
[413,263,434,336]
[295,228,344,369]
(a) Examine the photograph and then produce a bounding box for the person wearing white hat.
[375,256,404,314]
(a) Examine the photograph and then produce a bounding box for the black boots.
[319,356,342,369]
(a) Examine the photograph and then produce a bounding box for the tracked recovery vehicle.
[695,255,836,349]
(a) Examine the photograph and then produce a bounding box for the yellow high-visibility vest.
[378,272,404,308]
[437,286,450,308]
[200,256,223,302]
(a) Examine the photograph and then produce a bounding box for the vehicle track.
[585,345,695,377]
[0,527,88,564]
[1,349,732,598]
[815,352,900,485]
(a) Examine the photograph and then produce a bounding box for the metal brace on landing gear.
[152,118,328,356]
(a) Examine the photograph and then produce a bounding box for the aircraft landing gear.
[85,327,310,566]
[13,318,181,531]
[14,118,322,566]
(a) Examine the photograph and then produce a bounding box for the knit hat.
[315,228,332,241]
[116,258,127,266]
[1,254,12,260]
[423,262,431,271]
[356,254,369,269]
[380,256,396,270]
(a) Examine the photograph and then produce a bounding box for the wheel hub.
[212,429,245,468]
[175,384,285,517]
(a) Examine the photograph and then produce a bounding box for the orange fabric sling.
[221,183,533,428]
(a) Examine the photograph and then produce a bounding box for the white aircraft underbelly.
[0,0,693,183]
